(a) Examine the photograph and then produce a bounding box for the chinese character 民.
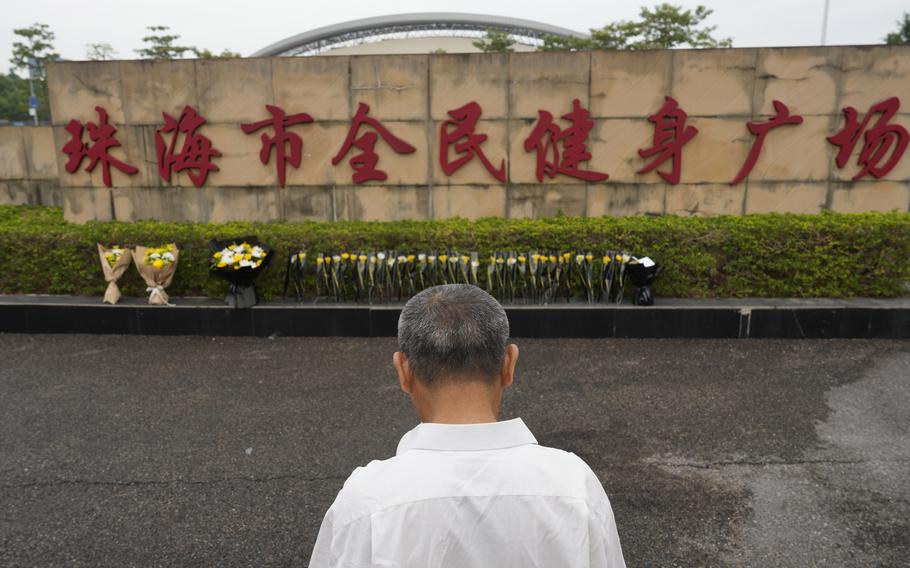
[241,104,314,188]
[155,105,222,187]
[61,106,138,187]
[439,101,506,182]
[523,98,608,182]
[730,100,803,186]
[637,96,698,185]
[827,97,908,180]
[332,102,416,184]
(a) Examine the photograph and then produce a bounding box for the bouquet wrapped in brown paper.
[131,244,180,305]
[97,244,132,304]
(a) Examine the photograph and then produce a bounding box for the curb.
[1,297,908,339]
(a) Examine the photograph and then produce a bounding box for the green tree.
[884,12,910,44]
[86,42,118,61]
[192,47,242,59]
[473,29,516,53]
[0,72,32,123]
[135,25,193,59]
[541,3,732,51]
[9,23,60,79]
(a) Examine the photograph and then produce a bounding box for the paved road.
[0,335,908,567]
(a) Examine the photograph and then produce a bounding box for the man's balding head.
[397,284,510,386]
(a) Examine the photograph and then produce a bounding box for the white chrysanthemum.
[162,252,175,261]
[377,252,386,260]
[418,253,426,262]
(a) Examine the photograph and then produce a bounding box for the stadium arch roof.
[250,13,588,57]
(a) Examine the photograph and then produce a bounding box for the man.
[309,284,626,567]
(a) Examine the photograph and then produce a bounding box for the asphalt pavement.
[0,335,908,567]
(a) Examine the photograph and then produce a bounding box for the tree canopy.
[472,29,516,53]
[884,12,910,45]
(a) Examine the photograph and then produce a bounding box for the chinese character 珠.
[61,106,138,187]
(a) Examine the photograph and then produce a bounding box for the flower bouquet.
[97,244,132,304]
[132,244,179,305]
[627,256,662,306]
[209,237,272,308]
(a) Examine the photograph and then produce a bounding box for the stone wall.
[0,46,908,222]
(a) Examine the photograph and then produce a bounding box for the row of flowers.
[98,237,661,308]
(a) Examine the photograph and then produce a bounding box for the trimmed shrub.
[0,205,908,299]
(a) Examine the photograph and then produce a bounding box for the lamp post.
[821,0,831,46]
[26,56,39,125]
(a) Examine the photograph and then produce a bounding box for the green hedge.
[0,205,908,299]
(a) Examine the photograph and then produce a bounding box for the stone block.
[432,119,508,184]
[680,117,753,185]
[509,52,590,119]
[587,118,659,184]
[331,121,428,186]
[0,127,27,179]
[350,55,428,120]
[336,185,429,221]
[38,181,62,207]
[46,61,125,125]
[743,182,829,214]
[431,185,505,219]
[197,58,274,123]
[197,124,272,187]
[591,50,673,118]
[739,115,836,183]
[283,123,348,186]
[22,126,59,179]
[672,49,757,117]
[271,56,350,121]
[208,186,281,222]
[829,181,910,213]
[282,186,334,221]
[665,184,746,216]
[62,186,113,223]
[507,184,586,218]
[120,125,162,188]
[840,46,910,113]
[111,186,208,222]
[120,59,198,124]
[0,181,32,205]
[753,47,841,117]
[830,112,910,182]
[429,54,509,120]
[586,183,667,217]
[508,118,591,185]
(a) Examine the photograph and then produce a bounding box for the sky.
[1,0,907,70]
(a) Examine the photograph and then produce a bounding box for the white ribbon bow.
[146,286,173,306]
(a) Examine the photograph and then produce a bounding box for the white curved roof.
[251,12,588,57]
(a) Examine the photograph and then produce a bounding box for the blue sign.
[28,96,39,109]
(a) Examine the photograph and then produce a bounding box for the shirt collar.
[396,418,538,455]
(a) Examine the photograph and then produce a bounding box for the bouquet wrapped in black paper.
[209,237,273,308]
[627,256,662,306]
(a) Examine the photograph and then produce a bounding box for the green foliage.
[192,48,242,59]
[541,3,732,52]
[9,23,59,78]
[85,43,118,61]
[0,206,907,300]
[0,71,49,123]
[473,29,516,53]
[885,12,910,45]
[135,25,194,59]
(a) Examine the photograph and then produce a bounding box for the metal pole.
[27,57,38,125]
[821,0,831,46]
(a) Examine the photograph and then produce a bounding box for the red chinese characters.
[61,106,137,187]
[638,96,698,185]
[241,105,314,188]
[827,97,908,180]
[155,105,221,187]
[332,102,416,183]
[730,100,803,186]
[439,102,506,182]
[523,99,608,182]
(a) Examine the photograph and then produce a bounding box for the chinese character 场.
[439,101,506,182]
[638,96,698,185]
[61,106,138,187]
[523,99,608,182]
[730,100,803,186]
[155,105,222,187]
[827,97,908,180]
[241,104,314,188]
[332,102,416,183]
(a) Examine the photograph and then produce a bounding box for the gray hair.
[397,284,510,386]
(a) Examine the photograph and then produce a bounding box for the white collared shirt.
[309,418,626,568]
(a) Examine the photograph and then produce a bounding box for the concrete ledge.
[1,296,907,339]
